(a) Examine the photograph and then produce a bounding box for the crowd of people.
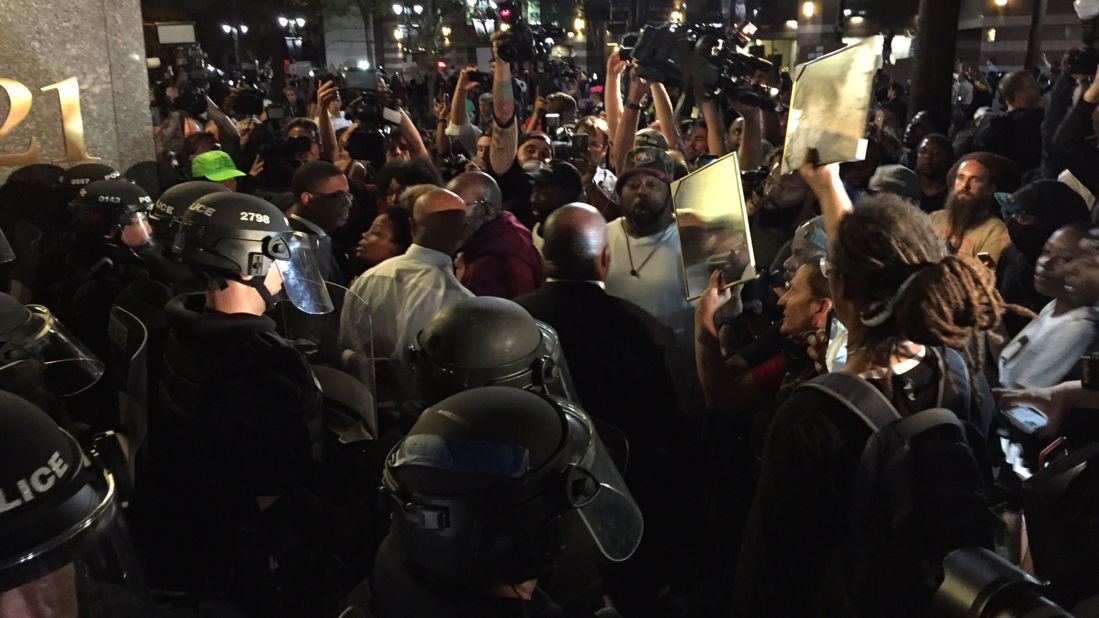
[2,24,1099,618]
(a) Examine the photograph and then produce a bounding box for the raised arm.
[605,51,627,140]
[701,99,725,157]
[613,69,647,172]
[651,82,680,154]
[799,151,852,243]
[397,109,431,159]
[735,104,763,170]
[315,81,340,162]
[205,95,241,158]
[490,32,518,175]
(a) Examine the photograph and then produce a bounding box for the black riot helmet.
[171,191,333,314]
[0,391,150,614]
[71,179,154,246]
[149,180,231,243]
[59,163,121,202]
[410,297,576,405]
[381,386,643,588]
[0,291,104,402]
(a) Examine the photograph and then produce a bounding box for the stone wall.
[0,0,153,181]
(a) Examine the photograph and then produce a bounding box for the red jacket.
[459,211,543,299]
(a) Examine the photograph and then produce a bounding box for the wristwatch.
[1083,352,1099,390]
[626,101,643,111]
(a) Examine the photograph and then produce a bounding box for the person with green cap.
[190,149,246,191]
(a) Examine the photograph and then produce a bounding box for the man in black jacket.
[513,203,689,617]
[287,160,352,284]
[973,71,1044,176]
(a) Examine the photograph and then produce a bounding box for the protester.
[447,171,543,298]
[929,152,1019,261]
[914,133,955,213]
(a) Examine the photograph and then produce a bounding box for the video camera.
[172,44,220,117]
[630,22,774,106]
[495,0,565,63]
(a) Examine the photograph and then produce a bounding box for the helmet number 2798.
[240,212,271,224]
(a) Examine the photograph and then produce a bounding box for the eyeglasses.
[819,255,835,279]
[310,190,353,206]
[464,199,493,210]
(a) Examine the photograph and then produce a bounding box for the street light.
[393,3,403,14]
[222,24,232,34]
[802,1,815,18]
[441,25,452,37]
[277,16,304,61]
[413,4,424,14]
[574,17,584,31]
[994,0,1008,5]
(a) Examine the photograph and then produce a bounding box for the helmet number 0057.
[240,211,271,224]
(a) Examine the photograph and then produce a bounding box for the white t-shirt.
[605,219,694,352]
[998,301,1099,389]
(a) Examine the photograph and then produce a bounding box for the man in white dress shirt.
[344,188,473,397]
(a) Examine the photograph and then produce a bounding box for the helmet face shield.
[119,212,154,249]
[0,434,150,616]
[271,232,334,315]
[558,398,644,562]
[0,306,105,397]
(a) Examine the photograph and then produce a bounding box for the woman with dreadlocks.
[729,155,1021,616]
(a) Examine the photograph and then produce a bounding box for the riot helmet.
[71,179,154,248]
[381,386,643,587]
[0,291,104,400]
[148,180,230,243]
[59,163,120,200]
[171,192,333,314]
[0,391,150,616]
[410,297,576,404]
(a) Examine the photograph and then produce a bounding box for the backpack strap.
[799,372,902,433]
[939,347,971,420]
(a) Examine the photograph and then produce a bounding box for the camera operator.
[573,115,619,219]
[1053,63,1099,202]
[445,66,489,155]
[485,32,554,228]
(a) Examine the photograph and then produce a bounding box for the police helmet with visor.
[171,192,333,314]
[381,386,643,587]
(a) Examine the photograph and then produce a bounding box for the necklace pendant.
[630,270,639,278]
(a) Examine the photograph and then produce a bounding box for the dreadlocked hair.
[832,194,1033,400]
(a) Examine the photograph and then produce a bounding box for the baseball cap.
[868,164,920,201]
[529,159,583,199]
[614,147,675,195]
[191,150,246,182]
[634,128,669,151]
[520,131,554,149]
[995,180,1089,220]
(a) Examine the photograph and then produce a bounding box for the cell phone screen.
[1002,406,1048,434]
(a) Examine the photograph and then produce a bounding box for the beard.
[945,191,994,238]
[624,195,670,234]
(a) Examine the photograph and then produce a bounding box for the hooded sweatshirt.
[460,210,544,299]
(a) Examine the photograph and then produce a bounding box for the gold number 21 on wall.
[0,77,100,167]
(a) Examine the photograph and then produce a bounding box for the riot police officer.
[55,178,153,358]
[112,181,230,405]
[0,290,104,425]
[135,191,342,616]
[409,296,574,407]
[371,386,643,618]
[0,390,152,617]
[30,163,123,307]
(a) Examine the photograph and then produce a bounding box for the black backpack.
[798,348,994,616]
